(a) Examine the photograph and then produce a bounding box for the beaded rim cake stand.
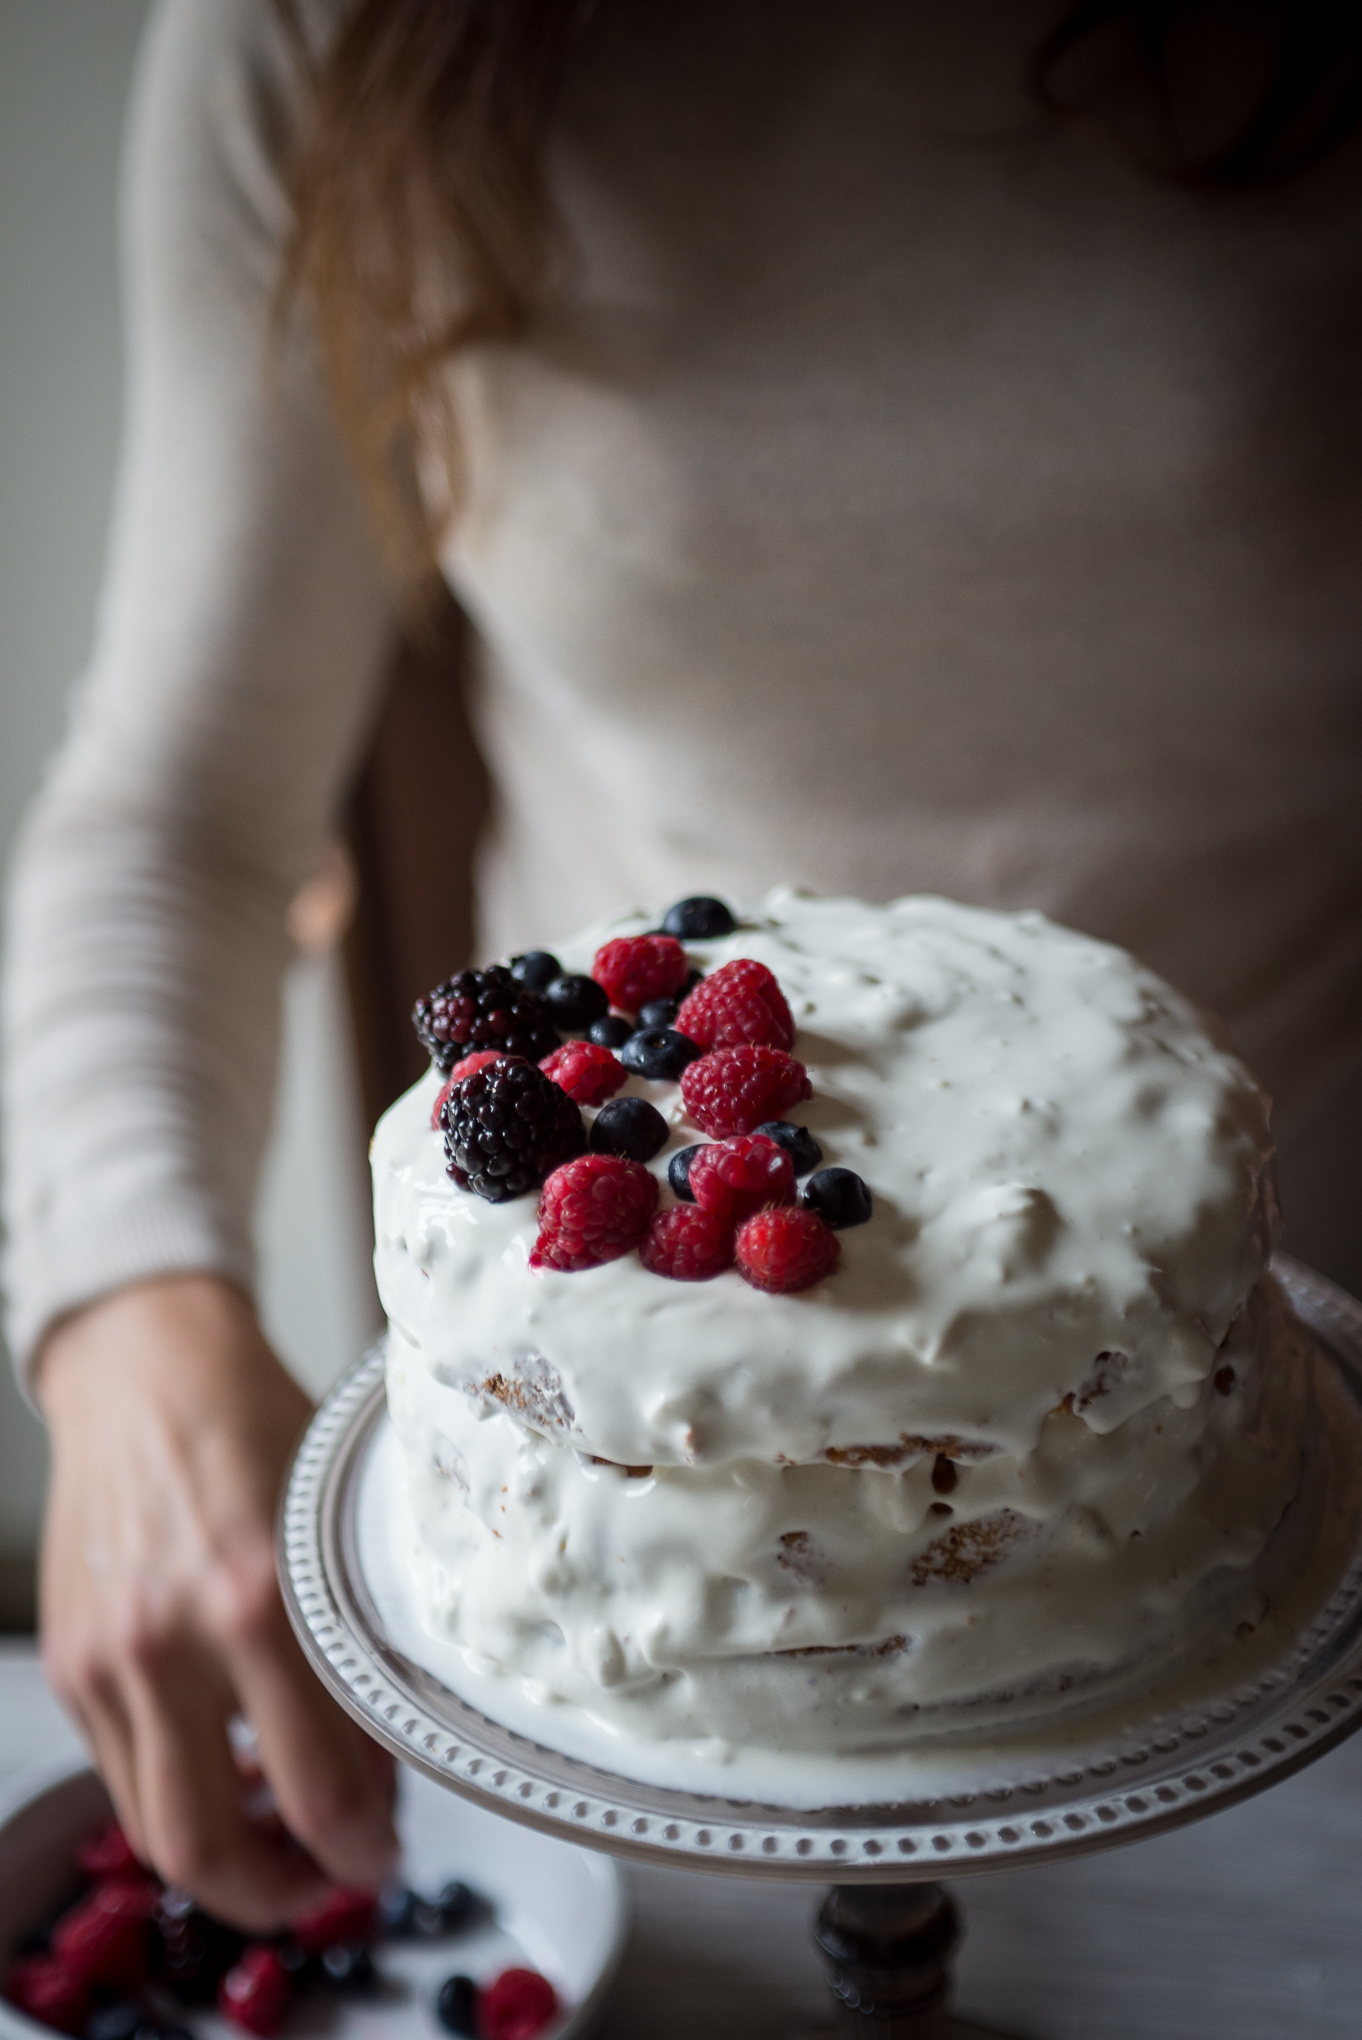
[280,1256,1362,2032]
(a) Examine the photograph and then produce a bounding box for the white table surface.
[4,1639,1362,2039]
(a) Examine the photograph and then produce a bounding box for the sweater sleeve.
[1,0,394,1380]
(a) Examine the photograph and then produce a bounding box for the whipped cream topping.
[373,890,1278,1471]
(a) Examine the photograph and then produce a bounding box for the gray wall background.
[0,1,380,1624]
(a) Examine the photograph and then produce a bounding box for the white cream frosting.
[372,890,1307,1750]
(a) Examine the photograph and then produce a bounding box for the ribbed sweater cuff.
[5,1198,254,1405]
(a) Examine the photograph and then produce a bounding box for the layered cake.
[372,889,1315,1752]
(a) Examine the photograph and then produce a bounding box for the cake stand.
[279,1257,1362,2038]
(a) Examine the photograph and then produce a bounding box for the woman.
[5,0,1361,1928]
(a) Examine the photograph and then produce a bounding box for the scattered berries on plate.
[661,896,736,939]
[640,1204,735,1281]
[543,972,609,1031]
[540,1039,627,1107]
[436,1972,479,2036]
[587,1013,633,1048]
[589,1095,670,1162]
[218,1944,291,2036]
[801,1165,873,1228]
[442,1058,586,1201]
[735,1206,841,1292]
[414,966,559,1073]
[755,1119,823,1176]
[680,1044,811,1137]
[620,1027,704,1081]
[508,950,561,992]
[667,1143,705,1200]
[688,1133,796,1224]
[532,1154,658,1271]
[674,957,795,1052]
[592,934,689,1013]
[478,1966,558,2040]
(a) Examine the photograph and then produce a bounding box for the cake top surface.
[372,888,1276,1467]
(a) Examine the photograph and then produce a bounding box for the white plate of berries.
[0,1764,625,2040]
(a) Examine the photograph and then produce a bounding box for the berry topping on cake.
[735,1205,840,1293]
[668,1142,705,1200]
[688,1133,796,1224]
[508,950,562,992]
[661,895,736,939]
[589,1095,670,1162]
[544,972,609,1031]
[674,957,795,1051]
[802,1165,873,1228]
[680,1044,812,1136]
[588,1013,634,1048]
[592,934,689,1013]
[539,1040,627,1107]
[620,1026,705,1080]
[640,1204,736,1281]
[441,1058,585,1201]
[756,1119,823,1176]
[531,1154,658,1271]
[413,966,559,1074]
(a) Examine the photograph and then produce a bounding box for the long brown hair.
[277,1,1362,600]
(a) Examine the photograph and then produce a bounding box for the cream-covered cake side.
[371,888,1309,1750]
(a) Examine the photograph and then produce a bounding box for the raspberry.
[75,1821,140,1878]
[51,1880,154,1991]
[441,1058,585,1201]
[531,1154,658,1271]
[479,1966,558,2040]
[219,1944,292,2036]
[290,1886,378,1955]
[640,1204,735,1280]
[539,1039,627,1107]
[688,1133,795,1224]
[431,1050,520,1127]
[4,1955,89,2035]
[413,965,559,1074]
[680,1045,811,1137]
[674,958,795,1052]
[735,1206,840,1293]
[592,935,689,1013]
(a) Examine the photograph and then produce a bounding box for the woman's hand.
[36,1274,398,1930]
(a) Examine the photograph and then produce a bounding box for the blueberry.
[436,1973,479,2035]
[756,1121,823,1177]
[668,1144,704,1200]
[620,1028,704,1081]
[588,1014,634,1048]
[545,973,608,1030]
[801,1166,872,1228]
[435,1880,480,1930]
[508,950,562,993]
[320,1942,376,1992]
[84,2002,143,2040]
[638,996,680,1029]
[412,1900,446,1937]
[661,896,736,939]
[377,1881,420,1937]
[590,1096,669,1162]
[276,1938,316,1983]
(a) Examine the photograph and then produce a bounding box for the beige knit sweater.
[5,0,1361,1372]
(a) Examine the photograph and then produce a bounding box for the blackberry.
[756,1120,823,1176]
[509,950,561,992]
[153,1889,244,2004]
[588,1014,634,1048]
[638,996,680,1029]
[801,1166,872,1229]
[621,1027,704,1080]
[441,1059,585,1201]
[590,1096,669,1162]
[668,1143,705,1200]
[413,966,559,1074]
[544,973,609,1030]
[436,1974,479,2036]
[662,896,736,939]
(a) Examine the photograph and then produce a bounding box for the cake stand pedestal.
[279,1258,1362,2040]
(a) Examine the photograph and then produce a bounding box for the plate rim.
[279,1254,1362,1883]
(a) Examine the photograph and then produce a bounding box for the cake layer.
[373,890,1278,1471]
